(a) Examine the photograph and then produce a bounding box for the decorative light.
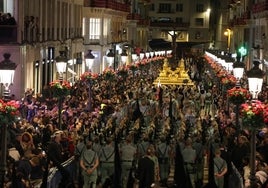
[106,49,115,67]
[247,60,264,99]
[139,49,145,60]
[233,60,244,81]
[55,50,68,74]
[224,56,234,73]
[150,51,154,58]
[85,50,95,70]
[145,51,150,59]
[120,49,128,65]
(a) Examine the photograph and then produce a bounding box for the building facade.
[0,0,136,99]
[1,0,251,99]
[0,0,85,98]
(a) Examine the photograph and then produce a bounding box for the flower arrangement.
[221,75,236,86]
[240,100,268,128]
[128,64,138,72]
[80,71,98,81]
[217,70,227,78]
[49,80,71,97]
[103,68,115,80]
[0,99,20,125]
[117,67,128,78]
[227,87,251,104]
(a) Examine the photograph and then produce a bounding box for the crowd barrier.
[36,156,77,188]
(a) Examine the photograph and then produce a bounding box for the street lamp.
[150,51,154,59]
[120,49,128,66]
[224,28,231,52]
[0,53,17,188]
[55,50,68,129]
[85,50,95,112]
[246,60,264,188]
[85,49,95,71]
[224,56,234,74]
[145,51,150,60]
[131,53,138,64]
[247,61,263,100]
[231,60,245,132]
[55,50,68,81]
[106,49,115,69]
[139,49,145,60]
[233,60,245,84]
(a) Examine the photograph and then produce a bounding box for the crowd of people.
[2,52,268,188]
[0,12,16,25]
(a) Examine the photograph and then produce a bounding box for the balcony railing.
[252,1,268,13]
[0,25,17,43]
[85,0,130,12]
[230,18,248,26]
[149,21,190,28]
[127,13,141,20]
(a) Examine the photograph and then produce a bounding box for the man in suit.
[136,146,156,188]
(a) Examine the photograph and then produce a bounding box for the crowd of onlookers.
[2,53,268,188]
[0,12,16,25]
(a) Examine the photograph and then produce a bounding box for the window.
[196,4,204,12]
[176,17,183,23]
[195,18,204,26]
[176,4,183,12]
[159,3,171,13]
[89,18,101,40]
[150,4,155,11]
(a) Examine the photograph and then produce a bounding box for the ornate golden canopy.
[153,58,194,86]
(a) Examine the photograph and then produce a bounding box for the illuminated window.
[89,18,101,40]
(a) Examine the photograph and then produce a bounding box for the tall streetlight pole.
[85,50,95,112]
[0,53,17,188]
[224,29,231,52]
[246,60,264,188]
[55,50,68,130]
[232,60,245,132]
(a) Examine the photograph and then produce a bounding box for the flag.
[174,144,192,188]
[203,143,217,188]
[113,135,122,188]
[132,98,142,122]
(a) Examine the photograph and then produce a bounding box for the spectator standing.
[5,13,16,25]
[47,130,64,165]
[11,156,40,188]
[136,146,156,188]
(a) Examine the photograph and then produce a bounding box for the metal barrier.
[36,156,77,188]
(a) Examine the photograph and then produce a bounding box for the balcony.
[252,1,268,14]
[85,0,130,12]
[127,13,141,20]
[230,18,248,26]
[0,25,18,43]
[149,21,190,28]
